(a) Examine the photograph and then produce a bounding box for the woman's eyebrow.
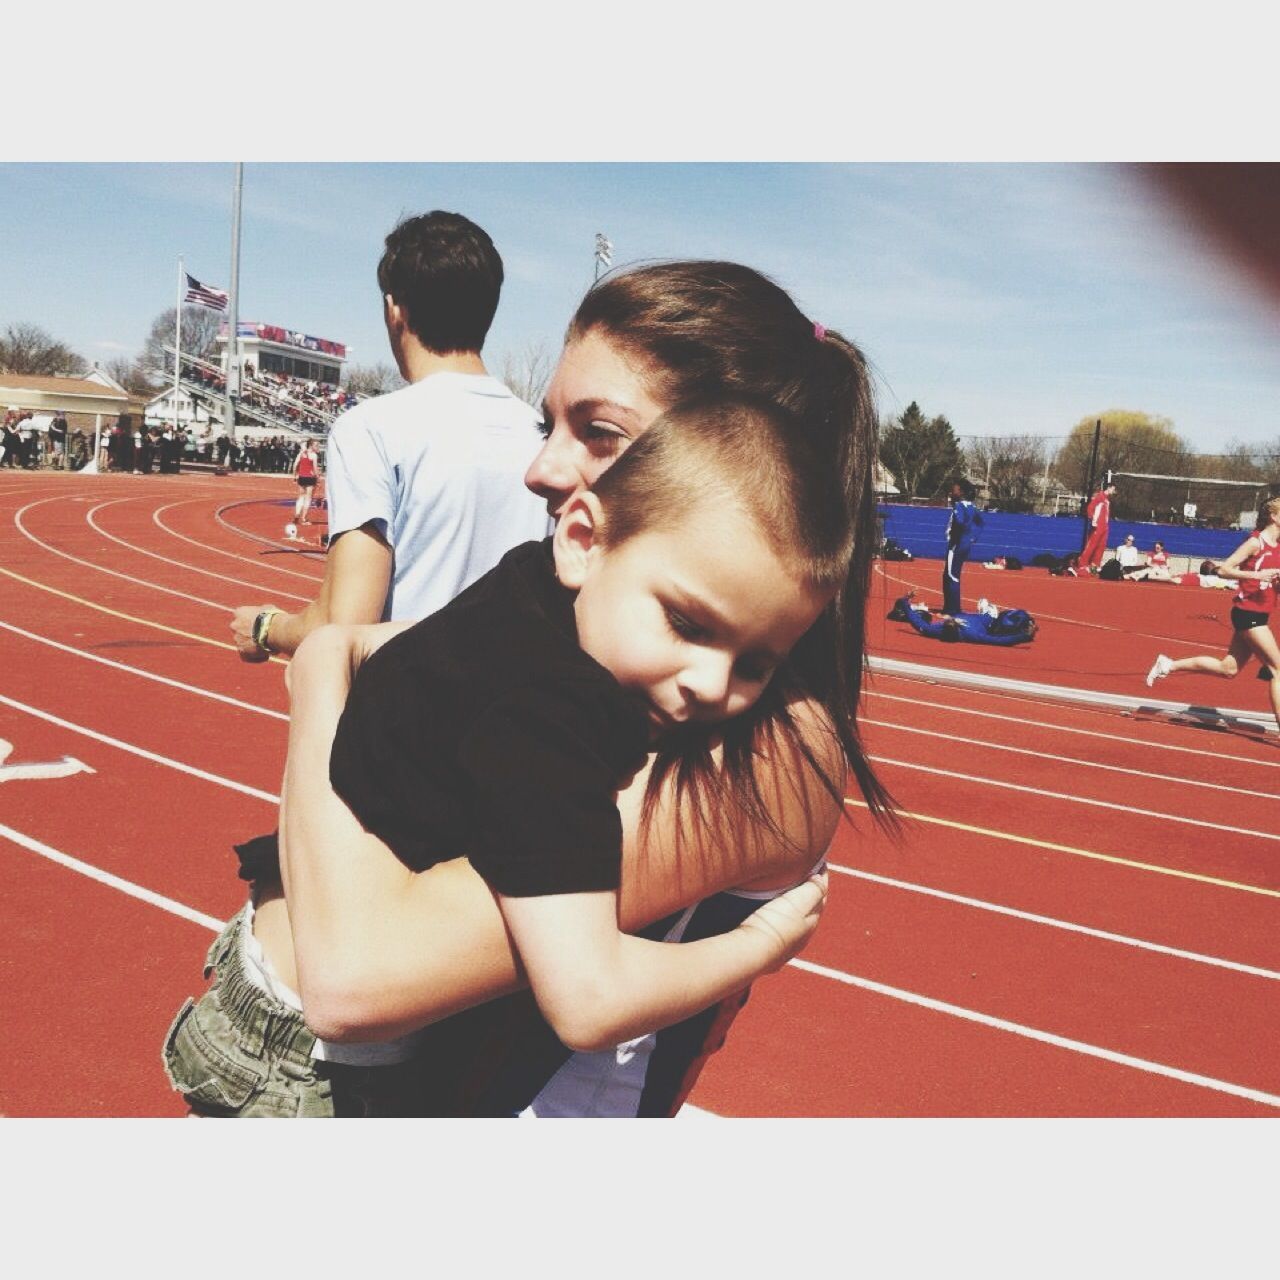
[565,397,639,423]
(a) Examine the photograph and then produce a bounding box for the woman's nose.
[524,428,578,513]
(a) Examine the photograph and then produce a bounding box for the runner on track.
[1146,495,1280,731]
[291,438,322,525]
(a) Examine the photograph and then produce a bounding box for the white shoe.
[1146,654,1173,687]
[976,598,999,618]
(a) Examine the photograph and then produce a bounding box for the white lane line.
[871,754,1280,843]
[785,956,1280,1109]
[0,691,279,804]
[863,717,1280,802]
[6,812,1274,1113]
[844,796,1280,899]
[863,686,1280,770]
[86,498,311,602]
[215,496,326,561]
[827,863,1280,981]
[154,499,324,583]
[13,496,234,612]
[0,619,287,721]
[0,822,224,933]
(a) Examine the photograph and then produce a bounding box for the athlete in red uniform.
[1146,496,1280,731]
[292,438,321,525]
[1079,482,1116,574]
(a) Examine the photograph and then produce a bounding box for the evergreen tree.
[880,401,963,499]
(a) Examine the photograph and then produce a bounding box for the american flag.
[184,273,228,311]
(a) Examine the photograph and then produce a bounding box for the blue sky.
[3,162,1277,454]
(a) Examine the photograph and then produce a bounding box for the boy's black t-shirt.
[240,539,650,898]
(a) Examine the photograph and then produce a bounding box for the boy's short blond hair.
[589,395,854,592]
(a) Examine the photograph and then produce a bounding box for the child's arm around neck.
[497,874,825,1053]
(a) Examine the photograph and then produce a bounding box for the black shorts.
[297,476,317,489]
[1231,606,1271,632]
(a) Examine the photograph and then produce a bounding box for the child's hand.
[736,871,828,972]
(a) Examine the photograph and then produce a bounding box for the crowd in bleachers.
[181,355,362,435]
[246,362,359,417]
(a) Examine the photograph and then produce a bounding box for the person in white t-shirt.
[230,211,548,659]
[196,212,548,1093]
[1115,533,1142,575]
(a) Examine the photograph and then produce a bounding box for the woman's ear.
[552,491,606,589]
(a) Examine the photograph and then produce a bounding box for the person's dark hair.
[953,478,976,501]
[568,260,896,854]
[376,211,503,355]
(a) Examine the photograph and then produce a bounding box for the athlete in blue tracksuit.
[943,478,983,615]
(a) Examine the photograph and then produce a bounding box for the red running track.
[0,473,1276,1117]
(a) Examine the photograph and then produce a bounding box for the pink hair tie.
[813,322,826,341]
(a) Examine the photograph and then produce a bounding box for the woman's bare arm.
[275,626,846,1042]
[1216,536,1278,582]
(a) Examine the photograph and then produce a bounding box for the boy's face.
[557,499,832,742]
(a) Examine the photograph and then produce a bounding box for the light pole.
[224,163,244,442]
[594,232,613,282]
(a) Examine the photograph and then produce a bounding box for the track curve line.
[84,498,312,602]
[13,495,235,611]
[153,499,325,583]
[0,564,286,664]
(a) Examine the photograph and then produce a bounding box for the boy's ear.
[552,490,605,589]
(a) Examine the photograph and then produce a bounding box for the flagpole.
[224,163,244,443]
[174,255,184,435]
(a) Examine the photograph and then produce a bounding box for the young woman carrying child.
[166,260,892,1117]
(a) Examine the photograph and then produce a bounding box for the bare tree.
[140,307,223,382]
[0,322,84,375]
[342,362,406,397]
[500,339,555,409]
[965,434,1051,512]
[105,356,160,398]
